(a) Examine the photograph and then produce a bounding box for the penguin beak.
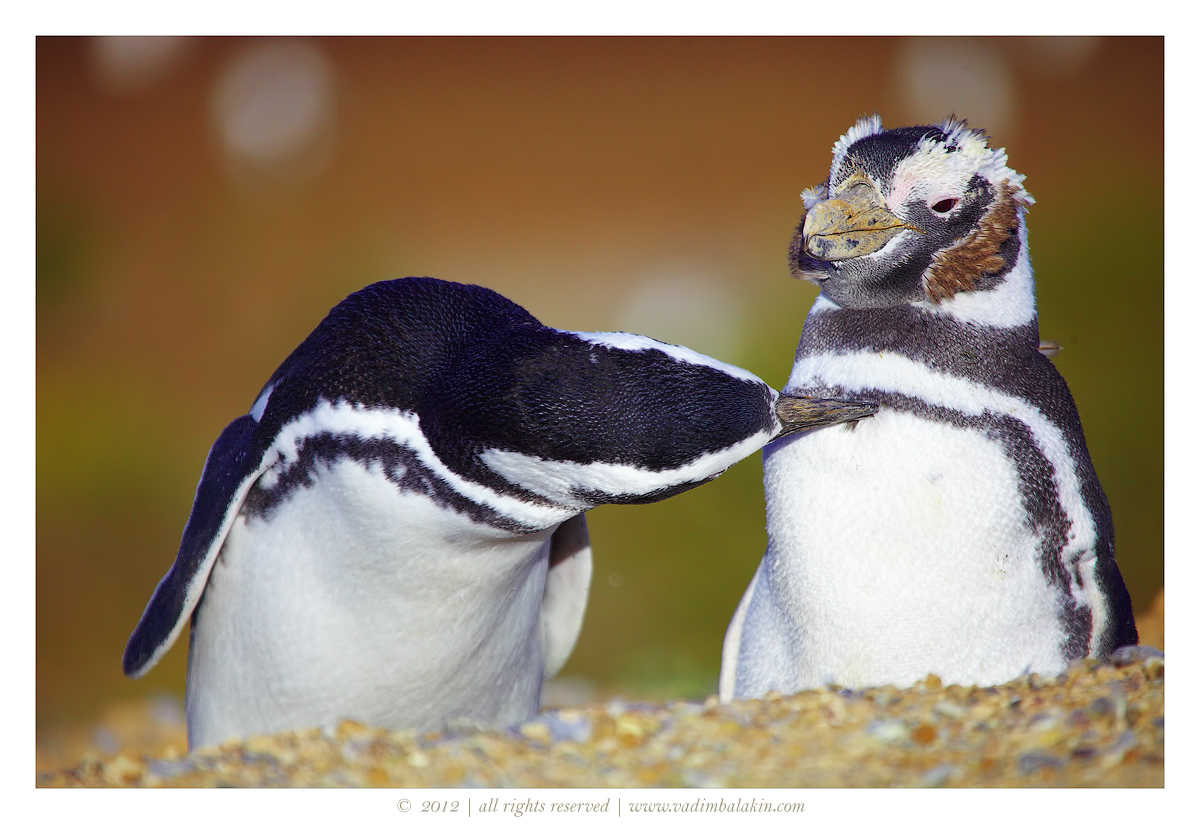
[773,395,878,438]
[802,172,918,261]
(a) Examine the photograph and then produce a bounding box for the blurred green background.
[37,36,1163,734]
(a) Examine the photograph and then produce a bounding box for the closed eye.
[931,198,958,214]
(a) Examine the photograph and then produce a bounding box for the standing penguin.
[123,277,874,749]
[720,116,1138,701]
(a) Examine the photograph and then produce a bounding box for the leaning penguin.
[123,276,875,749]
[719,116,1138,702]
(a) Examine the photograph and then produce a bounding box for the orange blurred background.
[37,36,1163,736]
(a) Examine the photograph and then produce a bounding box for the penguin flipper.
[123,415,271,679]
[540,513,593,680]
[718,560,761,703]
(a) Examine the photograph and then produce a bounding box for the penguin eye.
[931,198,959,214]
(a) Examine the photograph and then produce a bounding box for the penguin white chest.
[755,408,1067,690]
[186,455,553,748]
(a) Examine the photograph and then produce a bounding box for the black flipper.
[122,415,270,678]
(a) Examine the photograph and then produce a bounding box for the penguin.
[122,276,875,749]
[719,116,1138,702]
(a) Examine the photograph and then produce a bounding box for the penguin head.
[790,114,1035,312]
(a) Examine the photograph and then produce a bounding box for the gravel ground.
[37,650,1163,788]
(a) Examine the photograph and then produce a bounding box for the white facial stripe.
[887,141,1029,213]
[568,330,766,386]
[788,348,1101,647]
[887,144,977,212]
[480,427,774,509]
[263,400,574,531]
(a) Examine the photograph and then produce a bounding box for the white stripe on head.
[886,131,1032,217]
[568,330,766,386]
[481,426,774,509]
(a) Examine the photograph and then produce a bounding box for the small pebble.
[1099,730,1138,768]
[911,723,938,745]
[542,713,592,744]
[519,721,552,746]
[866,720,908,743]
[933,701,966,719]
[1108,646,1164,667]
[1028,711,1063,732]
[1018,751,1063,775]
[919,764,954,787]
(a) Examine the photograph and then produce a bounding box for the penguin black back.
[253,278,541,437]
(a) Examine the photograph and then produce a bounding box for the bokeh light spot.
[89,36,192,95]
[896,37,1016,136]
[212,39,336,182]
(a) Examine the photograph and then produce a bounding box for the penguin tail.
[774,395,878,438]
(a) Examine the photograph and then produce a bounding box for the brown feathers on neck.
[924,181,1021,303]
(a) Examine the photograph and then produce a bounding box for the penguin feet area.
[39,636,1163,787]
